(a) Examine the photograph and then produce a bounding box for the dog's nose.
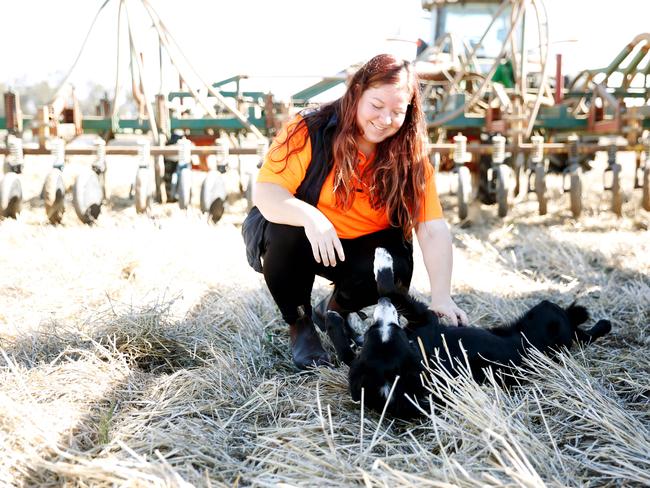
[374,297,399,328]
[378,297,392,307]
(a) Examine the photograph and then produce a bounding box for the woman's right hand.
[303,209,345,267]
[254,182,345,266]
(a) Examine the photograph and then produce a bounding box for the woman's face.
[355,79,411,151]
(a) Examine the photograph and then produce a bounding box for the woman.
[244,54,468,370]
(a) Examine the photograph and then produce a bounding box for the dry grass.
[0,150,648,486]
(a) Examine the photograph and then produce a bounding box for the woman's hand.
[415,220,466,326]
[254,183,345,266]
[430,295,468,327]
[303,209,345,267]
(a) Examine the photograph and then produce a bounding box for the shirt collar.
[357,150,375,166]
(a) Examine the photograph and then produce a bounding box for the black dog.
[325,247,612,419]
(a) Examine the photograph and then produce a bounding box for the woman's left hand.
[430,296,468,327]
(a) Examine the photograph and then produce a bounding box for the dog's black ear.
[391,292,436,328]
[326,311,357,366]
[566,303,589,327]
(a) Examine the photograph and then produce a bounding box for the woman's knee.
[264,223,312,259]
[262,223,315,298]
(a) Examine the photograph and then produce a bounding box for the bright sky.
[2,0,649,104]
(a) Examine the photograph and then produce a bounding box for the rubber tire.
[165,158,178,203]
[177,167,192,210]
[43,169,65,224]
[135,168,151,214]
[457,166,471,220]
[477,154,496,204]
[200,170,226,223]
[243,171,254,212]
[496,165,510,218]
[73,169,103,224]
[513,153,525,196]
[0,172,22,219]
[154,155,166,203]
[209,199,224,223]
[642,166,650,211]
[97,171,107,202]
[570,169,582,218]
[611,165,622,217]
[534,164,547,216]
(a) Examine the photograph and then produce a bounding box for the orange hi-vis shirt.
[257,116,443,239]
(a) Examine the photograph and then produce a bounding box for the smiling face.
[355,76,411,155]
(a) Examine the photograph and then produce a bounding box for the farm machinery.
[417,0,650,219]
[2,0,650,224]
[0,67,344,224]
[0,0,273,224]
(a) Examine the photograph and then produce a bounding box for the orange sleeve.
[418,162,444,221]
[256,115,312,195]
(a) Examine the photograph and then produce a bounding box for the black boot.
[312,293,333,332]
[290,308,330,370]
[312,293,364,347]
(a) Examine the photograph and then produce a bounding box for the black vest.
[242,112,338,272]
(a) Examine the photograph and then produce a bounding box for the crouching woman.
[244,53,467,370]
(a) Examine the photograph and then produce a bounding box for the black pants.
[262,223,414,324]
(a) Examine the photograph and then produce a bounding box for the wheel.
[513,153,525,196]
[569,169,582,218]
[97,171,107,202]
[0,172,22,218]
[496,164,510,217]
[154,155,166,203]
[164,158,178,203]
[243,171,254,212]
[200,170,227,223]
[73,169,103,224]
[534,164,547,216]
[611,165,622,217]
[457,165,471,220]
[177,167,192,210]
[477,154,496,204]
[43,169,65,224]
[642,166,650,211]
[135,168,152,214]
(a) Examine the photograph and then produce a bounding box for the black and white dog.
[325,248,612,419]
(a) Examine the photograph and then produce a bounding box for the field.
[1,150,649,487]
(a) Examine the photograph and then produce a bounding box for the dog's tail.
[566,303,612,344]
[374,247,395,297]
[586,320,612,341]
[575,319,612,344]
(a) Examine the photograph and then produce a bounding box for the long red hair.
[271,53,429,238]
